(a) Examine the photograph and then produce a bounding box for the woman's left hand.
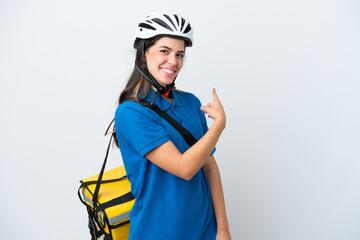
[216,229,232,240]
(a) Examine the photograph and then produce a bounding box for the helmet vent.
[184,24,191,34]
[180,18,185,31]
[151,18,173,32]
[164,14,177,30]
[174,15,179,25]
[138,23,156,31]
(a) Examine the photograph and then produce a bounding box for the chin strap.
[135,40,176,103]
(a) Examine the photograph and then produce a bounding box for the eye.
[177,53,185,58]
[160,49,168,54]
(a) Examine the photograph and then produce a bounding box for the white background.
[1,0,360,239]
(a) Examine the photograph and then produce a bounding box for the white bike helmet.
[134,12,193,48]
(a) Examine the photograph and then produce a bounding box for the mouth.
[161,68,176,75]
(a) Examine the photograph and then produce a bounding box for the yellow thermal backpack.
[78,102,198,239]
[78,130,135,240]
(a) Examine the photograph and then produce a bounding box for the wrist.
[217,219,230,232]
[213,118,226,131]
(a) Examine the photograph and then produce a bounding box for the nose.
[167,54,177,66]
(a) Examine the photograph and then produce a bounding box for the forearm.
[145,120,224,180]
[181,120,225,179]
[204,156,230,232]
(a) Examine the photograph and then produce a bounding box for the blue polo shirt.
[114,89,217,240]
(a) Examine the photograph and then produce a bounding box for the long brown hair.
[110,36,163,147]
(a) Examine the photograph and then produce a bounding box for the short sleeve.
[115,104,171,157]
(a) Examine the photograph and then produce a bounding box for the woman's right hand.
[200,88,226,130]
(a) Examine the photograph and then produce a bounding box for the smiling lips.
[161,67,176,76]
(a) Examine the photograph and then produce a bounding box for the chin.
[159,79,176,86]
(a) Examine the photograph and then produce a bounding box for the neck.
[151,87,173,104]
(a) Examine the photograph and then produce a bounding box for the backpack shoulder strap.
[140,101,197,147]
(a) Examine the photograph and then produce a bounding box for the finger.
[201,106,209,112]
[212,88,220,102]
[201,106,213,115]
[200,106,209,112]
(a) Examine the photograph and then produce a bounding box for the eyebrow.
[159,46,185,53]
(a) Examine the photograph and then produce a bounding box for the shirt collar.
[144,89,183,111]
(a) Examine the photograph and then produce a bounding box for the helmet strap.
[135,40,175,97]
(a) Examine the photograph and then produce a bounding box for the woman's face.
[145,37,186,88]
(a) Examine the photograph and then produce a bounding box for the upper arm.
[115,104,171,156]
[145,141,189,179]
[203,155,216,175]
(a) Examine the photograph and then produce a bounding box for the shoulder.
[115,101,157,122]
[115,100,141,114]
[175,90,199,101]
[174,90,202,106]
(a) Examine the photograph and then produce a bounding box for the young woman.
[114,13,231,239]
